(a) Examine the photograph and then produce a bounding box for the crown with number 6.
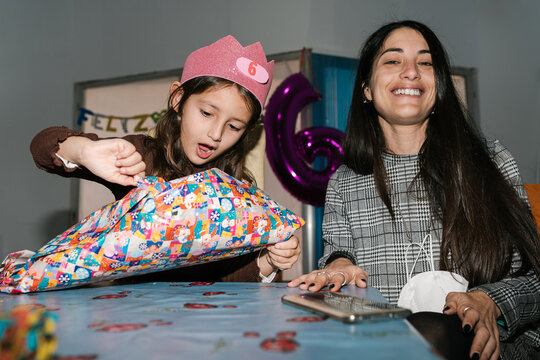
[180,35,274,109]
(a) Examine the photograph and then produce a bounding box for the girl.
[31,35,301,283]
[289,21,540,359]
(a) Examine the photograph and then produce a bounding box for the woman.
[289,21,540,360]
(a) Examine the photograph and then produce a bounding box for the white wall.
[1,0,539,259]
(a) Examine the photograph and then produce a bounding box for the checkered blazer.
[318,140,540,359]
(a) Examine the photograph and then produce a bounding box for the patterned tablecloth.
[0,281,441,359]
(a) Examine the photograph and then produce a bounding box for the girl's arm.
[30,126,147,195]
[56,135,145,186]
[30,126,97,174]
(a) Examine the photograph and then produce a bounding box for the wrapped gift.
[0,169,304,293]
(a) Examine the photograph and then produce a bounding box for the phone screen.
[282,292,411,323]
[305,292,398,311]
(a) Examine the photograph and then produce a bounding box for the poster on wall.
[77,75,178,219]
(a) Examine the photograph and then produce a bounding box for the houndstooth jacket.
[318,140,540,359]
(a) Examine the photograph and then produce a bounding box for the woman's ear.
[169,81,183,112]
[363,83,373,102]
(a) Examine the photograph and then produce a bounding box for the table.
[0,282,440,359]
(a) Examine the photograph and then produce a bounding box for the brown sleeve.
[173,252,262,282]
[29,126,99,174]
[121,252,264,283]
[171,252,262,282]
[217,252,261,282]
[29,126,153,200]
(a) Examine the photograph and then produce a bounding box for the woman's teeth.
[393,88,421,96]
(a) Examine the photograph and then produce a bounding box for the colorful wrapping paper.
[0,169,304,293]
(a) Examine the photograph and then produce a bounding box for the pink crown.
[180,35,274,109]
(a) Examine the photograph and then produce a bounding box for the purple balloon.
[264,73,344,206]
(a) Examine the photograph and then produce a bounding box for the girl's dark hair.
[148,76,261,184]
[344,20,540,286]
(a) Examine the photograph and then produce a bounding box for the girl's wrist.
[257,249,277,276]
[256,249,279,283]
[59,136,89,166]
[76,137,94,166]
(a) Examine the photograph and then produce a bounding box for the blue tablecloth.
[0,282,441,359]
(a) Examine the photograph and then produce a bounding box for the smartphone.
[281,292,411,323]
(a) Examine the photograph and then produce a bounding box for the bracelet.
[256,248,279,283]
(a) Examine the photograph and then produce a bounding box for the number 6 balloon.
[264,73,344,206]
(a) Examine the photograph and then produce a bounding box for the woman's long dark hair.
[148,76,261,184]
[344,20,540,286]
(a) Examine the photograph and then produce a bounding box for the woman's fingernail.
[463,324,471,334]
[471,352,479,360]
[329,284,335,289]
[443,306,450,312]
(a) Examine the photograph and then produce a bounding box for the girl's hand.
[443,291,501,360]
[266,235,301,271]
[75,138,145,186]
[287,258,368,292]
[258,236,301,276]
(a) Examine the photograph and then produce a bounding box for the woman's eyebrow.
[381,47,403,55]
[381,48,431,55]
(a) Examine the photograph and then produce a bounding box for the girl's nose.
[207,123,224,142]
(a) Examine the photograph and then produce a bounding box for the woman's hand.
[287,258,368,292]
[258,236,301,276]
[60,137,146,186]
[443,291,502,360]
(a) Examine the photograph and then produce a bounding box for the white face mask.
[397,234,468,313]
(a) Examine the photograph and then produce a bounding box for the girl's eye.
[228,124,242,132]
[384,60,399,65]
[201,110,212,117]
[419,61,433,66]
